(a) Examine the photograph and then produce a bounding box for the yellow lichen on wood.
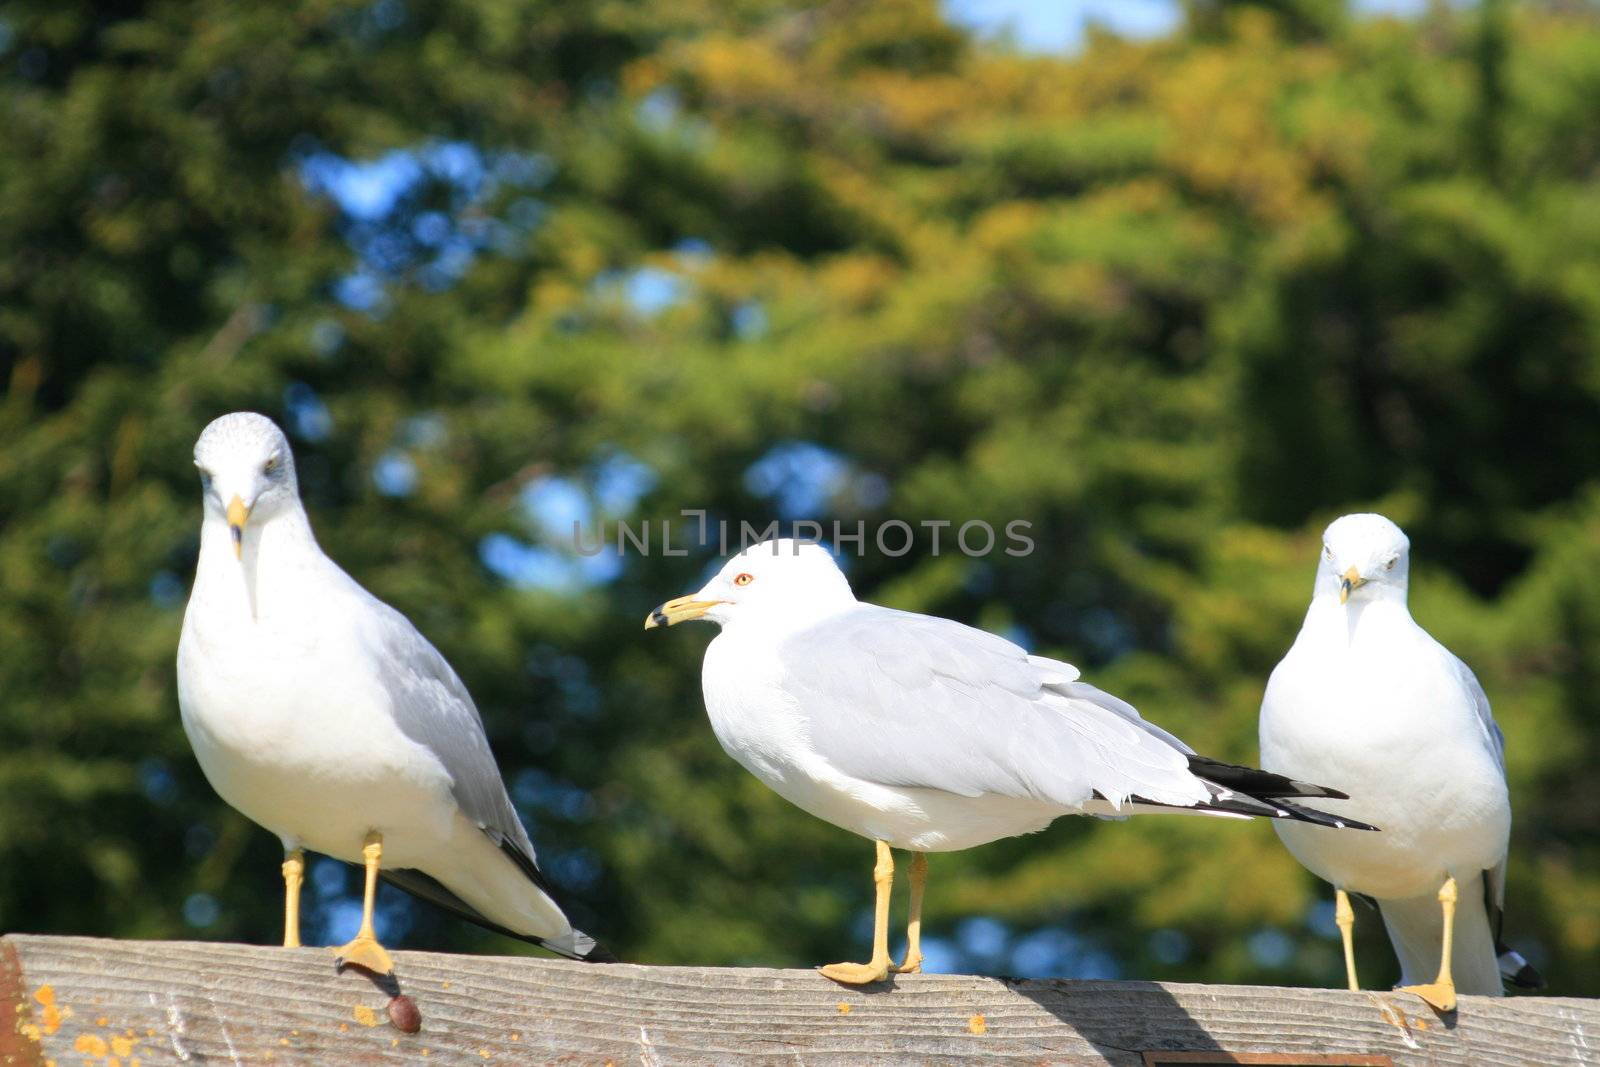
[73,1032,109,1057]
[33,985,69,1035]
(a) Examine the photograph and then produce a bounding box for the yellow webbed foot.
[334,934,394,976]
[821,841,897,986]
[894,951,923,975]
[1399,876,1459,1012]
[819,959,891,986]
[1398,979,1456,1013]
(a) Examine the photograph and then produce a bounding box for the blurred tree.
[1,0,1596,994]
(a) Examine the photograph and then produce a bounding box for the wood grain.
[1,935,1594,1065]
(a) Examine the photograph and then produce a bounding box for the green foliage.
[2,0,1597,993]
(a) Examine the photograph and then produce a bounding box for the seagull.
[646,538,1372,985]
[1259,513,1542,1010]
[177,412,610,973]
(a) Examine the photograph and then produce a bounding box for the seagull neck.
[727,599,857,638]
[1306,592,1413,645]
[194,504,322,620]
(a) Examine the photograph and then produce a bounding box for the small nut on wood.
[388,995,422,1034]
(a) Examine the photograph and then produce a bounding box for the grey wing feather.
[775,606,1208,810]
[333,588,613,962]
[365,604,540,865]
[1474,663,1509,915]
[1449,652,1506,779]
[1057,679,1198,756]
[1447,653,1542,986]
[1447,654,1508,910]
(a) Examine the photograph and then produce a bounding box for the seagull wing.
[1450,651,1518,942]
[366,604,541,862]
[1444,649,1542,986]
[1448,650,1506,778]
[359,601,611,960]
[774,605,1210,811]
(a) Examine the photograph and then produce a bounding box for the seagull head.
[645,538,856,631]
[193,412,300,560]
[1318,512,1410,605]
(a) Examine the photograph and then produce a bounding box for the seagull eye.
[1386,556,1398,571]
[263,456,278,475]
[733,573,754,587]
[1323,546,1333,562]
[197,470,213,490]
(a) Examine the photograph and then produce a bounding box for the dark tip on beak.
[1340,577,1353,599]
[226,495,250,560]
[650,610,670,629]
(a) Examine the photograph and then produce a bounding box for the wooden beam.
[2,934,1593,1065]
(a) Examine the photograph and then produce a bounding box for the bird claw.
[894,954,923,975]
[333,935,395,976]
[819,959,891,985]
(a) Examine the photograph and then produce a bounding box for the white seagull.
[1259,513,1542,1010]
[177,412,610,972]
[647,538,1371,985]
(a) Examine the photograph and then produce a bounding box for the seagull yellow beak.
[227,495,251,560]
[644,595,723,629]
[1339,566,1365,605]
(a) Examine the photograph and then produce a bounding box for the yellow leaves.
[622,57,666,99]
[855,70,972,140]
[684,35,796,108]
[1294,87,1377,184]
[816,253,900,312]
[806,0,966,78]
[971,202,1046,256]
[1154,28,1335,226]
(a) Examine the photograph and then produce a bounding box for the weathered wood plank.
[1,934,1594,1066]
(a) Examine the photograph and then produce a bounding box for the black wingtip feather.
[1122,785,1378,829]
[1173,790,1379,830]
[581,940,620,964]
[1269,796,1379,831]
[1497,946,1545,990]
[1187,754,1350,800]
[379,867,550,949]
[379,857,616,964]
[1507,962,1546,990]
[1484,872,1544,991]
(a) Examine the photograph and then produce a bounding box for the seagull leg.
[333,832,395,975]
[1398,876,1458,1012]
[282,848,305,949]
[895,852,927,974]
[820,840,894,985]
[1334,888,1358,991]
